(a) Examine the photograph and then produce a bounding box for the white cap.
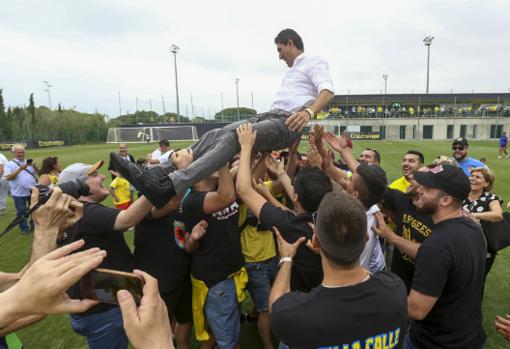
[59,160,103,183]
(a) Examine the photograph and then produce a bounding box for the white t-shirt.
[151,148,172,165]
[359,205,386,273]
[0,153,8,178]
[271,53,334,113]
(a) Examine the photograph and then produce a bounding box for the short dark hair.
[355,164,387,209]
[364,148,381,164]
[274,29,304,51]
[316,190,367,266]
[406,150,425,164]
[293,166,332,213]
[159,139,170,147]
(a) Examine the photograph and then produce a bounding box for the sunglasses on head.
[452,146,465,151]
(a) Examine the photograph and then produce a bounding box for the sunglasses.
[452,146,465,151]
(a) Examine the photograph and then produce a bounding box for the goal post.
[106,125,199,143]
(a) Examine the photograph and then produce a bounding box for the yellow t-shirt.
[389,176,410,193]
[239,181,277,263]
[110,177,132,205]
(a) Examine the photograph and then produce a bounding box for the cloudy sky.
[1,0,509,118]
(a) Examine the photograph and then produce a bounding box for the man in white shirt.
[111,28,335,208]
[148,140,172,166]
[0,152,9,215]
[3,144,37,234]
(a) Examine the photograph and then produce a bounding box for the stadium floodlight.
[423,35,434,94]
[235,78,240,122]
[42,80,53,109]
[382,74,388,94]
[170,44,180,122]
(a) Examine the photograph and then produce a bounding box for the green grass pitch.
[1,139,509,348]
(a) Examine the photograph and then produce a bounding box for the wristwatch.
[279,256,293,267]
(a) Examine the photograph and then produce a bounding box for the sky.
[1,0,509,119]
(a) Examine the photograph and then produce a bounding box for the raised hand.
[236,123,257,150]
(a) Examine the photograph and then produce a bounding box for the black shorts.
[160,280,192,324]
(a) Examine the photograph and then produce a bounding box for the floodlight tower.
[423,35,434,94]
[42,80,53,109]
[382,74,388,94]
[170,44,180,121]
[235,78,240,121]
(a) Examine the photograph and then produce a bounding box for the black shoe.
[109,153,176,208]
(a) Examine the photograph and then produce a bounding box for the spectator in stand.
[451,137,485,176]
[58,160,156,349]
[269,190,408,348]
[403,164,486,348]
[3,144,37,234]
[389,151,424,193]
[462,167,503,277]
[108,144,136,180]
[499,131,508,159]
[0,152,9,216]
[109,174,133,210]
[148,140,172,166]
[38,156,62,187]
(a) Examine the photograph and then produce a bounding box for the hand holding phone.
[81,268,144,306]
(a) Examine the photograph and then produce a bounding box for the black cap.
[413,164,470,201]
[452,137,468,147]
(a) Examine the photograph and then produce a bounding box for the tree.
[214,107,257,122]
[0,89,9,141]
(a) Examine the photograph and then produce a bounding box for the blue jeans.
[170,111,298,194]
[403,335,484,349]
[12,196,32,233]
[246,257,278,312]
[71,307,128,349]
[204,278,240,349]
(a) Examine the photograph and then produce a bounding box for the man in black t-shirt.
[134,206,192,349]
[58,161,156,349]
[377,167,434,292]
[236,124,332,292]
[180,165,245,349]
[404,164,486,349]
[269,190,408,348]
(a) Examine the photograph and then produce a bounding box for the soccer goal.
[106,125,199,143]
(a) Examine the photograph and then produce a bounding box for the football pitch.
[1,139,509,348]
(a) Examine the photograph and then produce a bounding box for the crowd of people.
[1,28,510,349]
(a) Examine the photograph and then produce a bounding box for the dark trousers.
[12,196,32,233]
[170,111,299,194]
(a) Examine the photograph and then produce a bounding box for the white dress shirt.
[151,149,172,165]
[271,53,334,113]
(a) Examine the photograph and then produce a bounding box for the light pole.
[42,81,53,109]
[382,74,388,94]
[235,78,240,122]
[423,35,434,94]
[170,44,180,122]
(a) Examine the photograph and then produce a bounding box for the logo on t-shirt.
[212,202,239,221]
[173,220,187,250]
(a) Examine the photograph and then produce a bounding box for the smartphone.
[80,268,144,306]
[26,158,33,164]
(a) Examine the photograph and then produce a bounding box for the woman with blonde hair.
[462,167,503,277]
[38,156,61,187]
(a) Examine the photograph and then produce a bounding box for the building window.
[339,126,347,134]
[472,125,477,139]
[447,125,454,139]
[413,125,417,139]
[423,125,433,139]
[400,125,406,139]
[490,125,503,138]
[380,126,386,139]
[460,125,467,138]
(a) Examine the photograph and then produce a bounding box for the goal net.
[106,125,199,143]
